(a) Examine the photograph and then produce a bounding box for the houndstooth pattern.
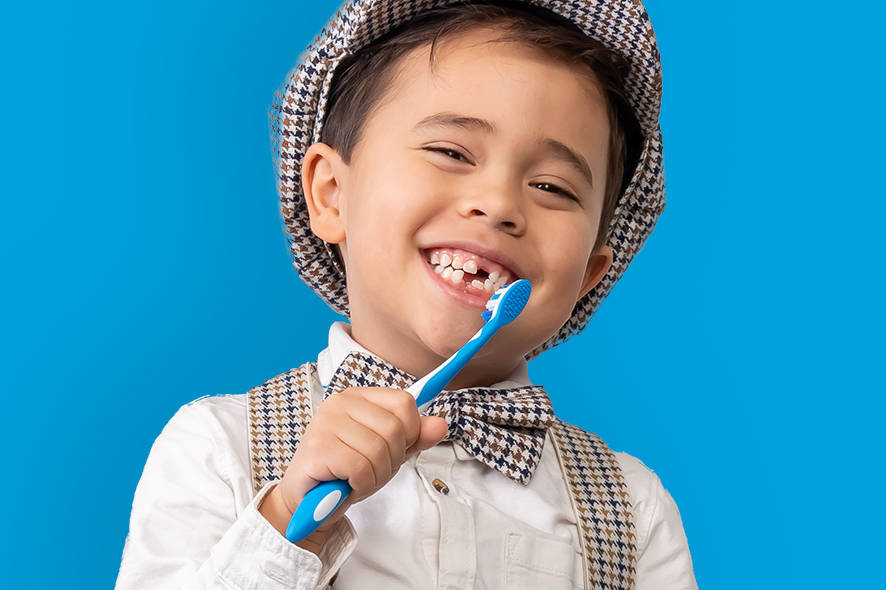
[323,351,555,485]
[268,0,666,360]
[324,349,415,393]
[550,419,638,589]
[245,357,637,589]
[245,363,315,493]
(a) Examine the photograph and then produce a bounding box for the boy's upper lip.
[420,240,527,280]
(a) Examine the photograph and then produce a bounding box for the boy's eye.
[424,147,579,203]
[532,182,580,203]
[424,146,470,163]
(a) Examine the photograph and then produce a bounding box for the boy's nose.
[456,189,527,236]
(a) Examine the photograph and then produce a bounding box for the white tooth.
[430,252,440,264]
[440,253,452,267]
[452,255,463,270]
[463,259,478,274]
[441,267,453,279]
[471,279,485,289]
[450,269,464,283]
[435,264,444,274]
[484,278,493,292]
[488,271,500,282]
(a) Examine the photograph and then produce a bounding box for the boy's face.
[303,27,613,387]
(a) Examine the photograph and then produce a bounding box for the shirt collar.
[316,321,532,389]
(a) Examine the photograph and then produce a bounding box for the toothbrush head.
[481,279,531,324]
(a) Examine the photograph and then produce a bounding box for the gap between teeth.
[430,253,508,293]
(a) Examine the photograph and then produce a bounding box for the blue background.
[2,1,883,587]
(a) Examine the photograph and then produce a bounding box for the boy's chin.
[418,315,521,366]
[417,314,485,356]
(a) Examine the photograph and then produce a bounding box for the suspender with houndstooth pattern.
[246,361,638,589]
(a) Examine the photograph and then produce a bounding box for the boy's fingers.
[339,394,407,470]
[287,434,378,502]
[333,416,393,485]
[406,416,448,456]
[353,387,422,446]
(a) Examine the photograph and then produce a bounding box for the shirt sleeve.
[632,466,698,590]
[115,401,358,590]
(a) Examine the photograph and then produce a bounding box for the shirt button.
[431,478,450,495]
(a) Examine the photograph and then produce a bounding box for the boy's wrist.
[258,483,329,554]
[258,483,294,537]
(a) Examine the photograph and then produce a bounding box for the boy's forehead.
[364,34,609,163]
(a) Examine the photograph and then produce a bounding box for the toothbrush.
[285,278,532,543]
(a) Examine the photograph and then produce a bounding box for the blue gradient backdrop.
[2,1,882,588]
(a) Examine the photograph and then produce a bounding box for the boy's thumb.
[407,415,448,455]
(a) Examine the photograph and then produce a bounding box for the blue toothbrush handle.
[284,287,519,543]
[284,328,492,542]
[284,281,530,545]
[413,322,496,406]
[285,479,351,543]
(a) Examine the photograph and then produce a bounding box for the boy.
[116,1,697,589]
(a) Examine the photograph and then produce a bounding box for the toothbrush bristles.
[482,282,510,320]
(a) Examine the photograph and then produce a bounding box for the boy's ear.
[577,244,613,301]
[301,142,347,244]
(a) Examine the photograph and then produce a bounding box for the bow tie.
[323,350,555,485]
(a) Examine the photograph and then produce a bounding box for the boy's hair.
[318,0,644,269]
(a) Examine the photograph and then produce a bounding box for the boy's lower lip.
[420,251,491,311]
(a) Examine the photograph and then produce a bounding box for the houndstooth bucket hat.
[268,0,665,361]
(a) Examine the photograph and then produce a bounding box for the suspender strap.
[246,363,314,492]
[550,420,638,589]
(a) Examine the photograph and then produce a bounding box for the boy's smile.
[302,27,613,387]
[420,244,525,311]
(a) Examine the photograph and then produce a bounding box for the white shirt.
[116,321,697,589]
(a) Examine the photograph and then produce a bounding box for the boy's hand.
[258,386,448,551]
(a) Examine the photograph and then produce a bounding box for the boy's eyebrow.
[414,112,498,134]
[413,111,594,189]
